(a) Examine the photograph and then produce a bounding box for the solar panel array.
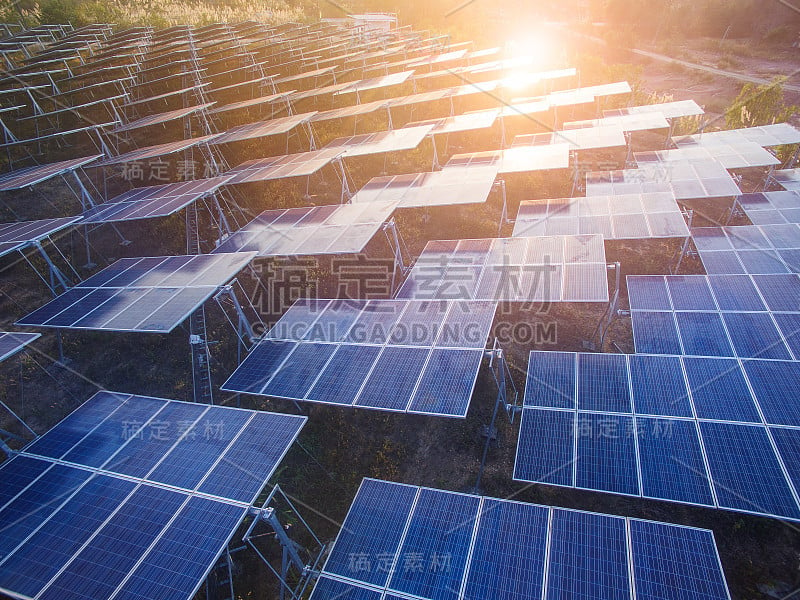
[311,478,731,600]
[322,125,435,158]
[736,191,800,225]
[513,192,689,240]
[674,123,800,148]
[586,161,741,199]
[0,331,40,362]
[0,155,102,191]
[222,299,496,417]
[634,141,780,170]
[0,391,305,600]
[397,235,609,302]
[604,99,704,119]
[16,253,256,332]
[514,349,800,521]
[0,216,82,258]
[774,168,800,192]
[692,224,800,275]
[446,142,571,174]
[627,273,800,359]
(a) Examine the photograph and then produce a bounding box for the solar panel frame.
[586,161,741,199]
[773,168,800,192]
[0,331,40,362]
[0,155,102,191]
[692,224,800,275]
[111,103,215,134]
[210,112,316,145]
[447,142,571,174]
[222,148,342,184]
[322,124,435,158]
[736,191,800,225]
[604,99,704,120]
[0,216,82,258]
[92,134,221,168]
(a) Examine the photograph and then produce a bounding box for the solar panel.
[675,122,800,148]
[0,216,82,259]
[212,201,397,256]
[515,350,800,520]
[322,125,435,158]
[0,331,40,362]
[125,83,210,108]
[773,168,800,192]
[333,70,414,96]
[221,299,495,416]
[92,134,221,168]
[405,109,499,136]
[586,161,741,199]
[222,148,342,184]
[446,142,571,174]
[349,164,498,208]
[80,176,233,224]
[0,390,305,600]
[564,112,670,133]
[210,112,316,145]
[635,141,780,169]
[0,155,102,191]
[312,478,730,600]
[396,235,609,302]
[513,125,627,151]
[311,99,391,123]
[16,252,256,333]
[111,103,215,134]
[513,193,689,239]
[736,191,800,225]
[604,99,704,119]
[206,90,295,116]
[692,224,800,274]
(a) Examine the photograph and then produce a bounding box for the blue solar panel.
[636,417,714,506]
[683,357,761,422]
[324,479,418,587]
[310,577,382,600]
[524,351,576,408]
[355,346,428,411]
[62,395,167,468]
[388,488,480,600]
[0,455,51,508]
[0,464,91,557]
[147,406,251,490]
[344,301,404,344]
[632,312,682,355]
[629,355,693,417]
[24,391,126,459]
[721,312,790,359]
[627,275,671,310]
[302,300,361,342]
[675,312,733,356]
[708,275,766,311]
[770,427,800,493]
[305,345,383,405]
[462,499,548,600]
[774,313,800,357]
[221,340,297,395]
[103,401,209,478]
[263,342,337,399]
[0,475,134,598]
[752,274,800,311]
[577,353,631,412]
[576,412,639,495]
[514,408,575,486]
[743,360,800,426]
[198,411,305,503]
[408,349,483,416]
[39,485,188,600]
[545,509,630,600]
[629,519,730,600]
[113,497,247,600]
[667,276,716,310]
[699,421,800,519]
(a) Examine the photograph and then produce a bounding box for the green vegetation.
[725,77,800,130]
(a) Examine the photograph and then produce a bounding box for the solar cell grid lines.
[223,148,342,184]
[604,99,705,120]
[310,99,392,123]
[322,125,435,158]
[210,112,316,145]
[396,235,609,302]
[0,331,40,362]
[675,122,800,148]
[586,161,741,199]
[736,191,800,225]
[311,478,731,600]
[332,70,415,95]
[349,164,498,208]
[93,134,221,168]
[635,141,780,170]
[513,192,689,239]
[627,273,800,359]
[16,252,256,332]
[212,201,397,256]
[564,111,670,133]
[0,155,102,191]
[0,390,305,600]
[513,125,627,151]
[774,168,800,192]
[405,109,499,136]
[0,217,82,258]
[206,90,296,116]
[80,176,234,224]
[222,299,496,416]
[692,224,800,275]
[514,350,800,521]
[111,103,216,134]
[447,143,571,174]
